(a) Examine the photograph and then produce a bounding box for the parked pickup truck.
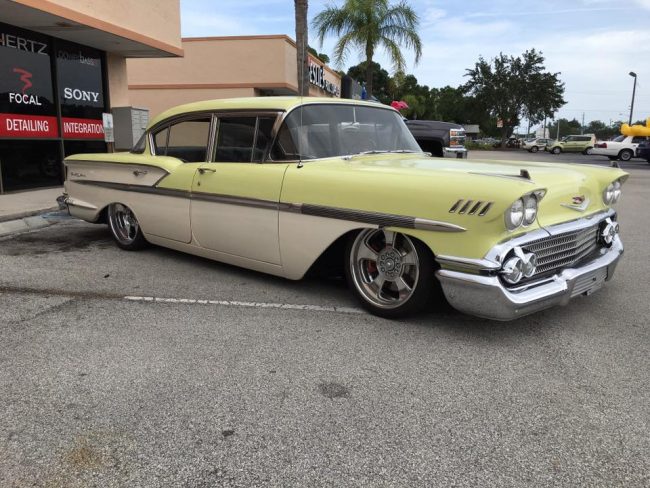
[404,120,468,158]
[593,135,649,161]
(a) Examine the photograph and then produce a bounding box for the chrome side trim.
[413,218,466,233]
[64,160,170,177]
[72,180,465,232]
[192,192,279,210]
[300,204,466,232]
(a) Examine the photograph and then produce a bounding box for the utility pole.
[556,119,560,140]
[628,72,637,125]
[581,112,585,134]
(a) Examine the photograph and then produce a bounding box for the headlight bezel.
[603,178,624,205]
[504,189,544,231]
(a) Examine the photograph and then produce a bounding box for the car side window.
[214,116,276,162]
[166,118,211,162]
[153,127,169,155]
[632,136,647,144]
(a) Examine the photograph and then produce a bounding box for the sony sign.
[63,87,100,103]
[308,62,340,97]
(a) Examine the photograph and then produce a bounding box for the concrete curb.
[0,206,60,223]
[0,215,52,237]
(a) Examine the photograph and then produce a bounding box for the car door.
[190,113,289,265]
[138,115,213,243]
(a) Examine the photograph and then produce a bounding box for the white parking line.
[123,296,364,314]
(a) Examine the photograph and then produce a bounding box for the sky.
[180,0,650,128]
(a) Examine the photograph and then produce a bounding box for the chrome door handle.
[198,168,216,174]
[133,169,148,176]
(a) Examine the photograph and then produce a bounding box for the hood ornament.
[561,195,590,212]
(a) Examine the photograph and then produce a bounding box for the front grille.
[522,224,602,278]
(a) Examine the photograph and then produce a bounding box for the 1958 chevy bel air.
[62,97,627,320]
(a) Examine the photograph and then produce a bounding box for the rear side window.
[152,118,211,162]
[214,115,276,162]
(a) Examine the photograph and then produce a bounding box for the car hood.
[292,154,627,229]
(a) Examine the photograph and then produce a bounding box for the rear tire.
[107,203,148,250]
[345,229,436,318]
[531,146,539,153]
[618,149,633,162]
[583,147,593,155]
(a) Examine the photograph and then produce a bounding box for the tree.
[312,0,422,97]
[294,0,309,96]
[464,49,565,145]
[308,46,330,64]
[347,61,391,103]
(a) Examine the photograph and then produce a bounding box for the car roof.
[149,96,397,128]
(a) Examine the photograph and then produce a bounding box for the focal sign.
[0,22,55,121]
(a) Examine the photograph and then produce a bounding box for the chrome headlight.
[522,194,538,226]
[603,183,615,205]
[612,180,622,203]
[500,247,537,284]
[505,198,524,230]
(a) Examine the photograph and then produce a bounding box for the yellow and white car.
[63,97,627,320]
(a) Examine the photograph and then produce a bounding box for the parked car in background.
[547,134,596,155]
[62,96,627,321]
[636,140,650,163]
[405,120,467,158]
[593,135,649,161]
[522,138,551,152]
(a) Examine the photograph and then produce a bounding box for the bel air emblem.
[562,195,589,212]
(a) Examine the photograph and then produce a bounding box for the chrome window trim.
[209,111,284,164]
[148,111,218,160]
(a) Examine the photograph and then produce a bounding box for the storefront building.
[0,0,182,193]
[127,35,344,119]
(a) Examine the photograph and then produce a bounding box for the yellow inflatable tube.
[621,117,650,136]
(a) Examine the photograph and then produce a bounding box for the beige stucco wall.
[31,0,182,53]
[127,36,342,118]
[106,53,130,108]
[130,88,257,119]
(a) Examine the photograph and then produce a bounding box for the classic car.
[62,97,627,320]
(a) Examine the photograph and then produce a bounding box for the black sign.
[0,22,55,117]
[56,39,104,120]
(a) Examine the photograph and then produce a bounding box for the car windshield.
[271,104,422,160]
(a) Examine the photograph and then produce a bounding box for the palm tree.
[295,0,310,96]
[312,0,422,97]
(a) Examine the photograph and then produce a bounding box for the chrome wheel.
[108,203,142,247]
[349,229,420,310]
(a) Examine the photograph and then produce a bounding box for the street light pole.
[628,72,637,125]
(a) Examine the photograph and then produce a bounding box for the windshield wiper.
[345,149,421,159]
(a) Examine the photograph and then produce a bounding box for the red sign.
[0,113,58,137]
[62,117,104,139]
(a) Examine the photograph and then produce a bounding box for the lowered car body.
[63,97,627,320]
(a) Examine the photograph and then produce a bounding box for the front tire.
[107,203,148,250]
[551,147,561,154]
[618,149,633,162]
[345,229,436,318]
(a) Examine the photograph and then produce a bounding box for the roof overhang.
[0,0,182,57]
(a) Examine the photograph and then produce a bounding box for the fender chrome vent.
[449,199,493,216]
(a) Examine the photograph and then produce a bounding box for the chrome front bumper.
[436,236,623,321]
[443,147,468,158]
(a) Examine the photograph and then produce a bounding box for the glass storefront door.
[0,21,107,193]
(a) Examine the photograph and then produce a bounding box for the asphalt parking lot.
[1,151,649,487]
